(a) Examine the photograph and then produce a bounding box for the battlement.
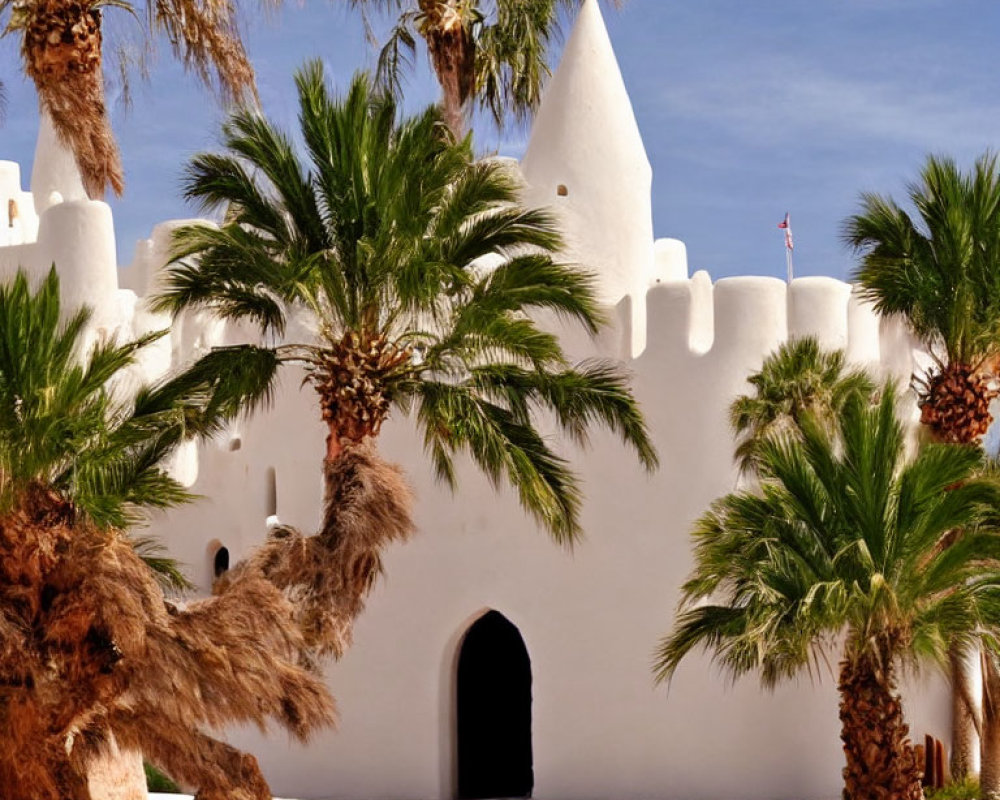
[0,141,920,403]
[637,272,904,371]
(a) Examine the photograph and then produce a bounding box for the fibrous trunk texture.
[920,363,998,444]
[217,441,415,665]
[0,483,334,800]
[311,331,412,454]
[921,363,996,774]
[838,652,923,800]
[982,653,1000,800]
[22,0,123,197]
[950,644,978,780]
[419,0,475,137]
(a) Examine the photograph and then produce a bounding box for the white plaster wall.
[0,154,950,800]
[131,271,949,800]
[0,161,37,247]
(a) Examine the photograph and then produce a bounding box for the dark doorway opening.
[457,610,533,800]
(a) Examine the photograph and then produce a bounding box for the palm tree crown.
[844,152,1000,443]
[354,0,621,136]
[154,63,656,545]
[729,336,874,476]
[657,383,1000,799]
[1,0,255,196]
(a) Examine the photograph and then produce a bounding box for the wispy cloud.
[657,52,1000,154]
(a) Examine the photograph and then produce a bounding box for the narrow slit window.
[265,467,277,518]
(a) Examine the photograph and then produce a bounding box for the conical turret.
[520,0,654,307]
[31,110,87,215]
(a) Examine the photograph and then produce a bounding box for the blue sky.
[2,0,1000,281]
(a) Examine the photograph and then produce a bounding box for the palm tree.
[152,63,657,560]
[729,336,874,476]
[844,152,1000,781]
[0,267,337,799]
[0,0,255,197]
[845,152,1000,447]
[656,383,1000,800]
[350,0,621,136]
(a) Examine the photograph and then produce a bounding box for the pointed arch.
[456,610,533,799]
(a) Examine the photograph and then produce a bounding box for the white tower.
[29,112,119,326]
[520,0,654,312]
[30,111,88,215]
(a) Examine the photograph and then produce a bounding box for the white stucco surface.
[0,6,957,800]
[521,0,653,356]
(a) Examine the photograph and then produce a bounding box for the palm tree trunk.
[838,653,923,800]
[982,653,1000,800]
[326,424,343,462]
[219,440,415,661]
[951,644,979,780]
[22,0,123,196]
[418,0,475,138]
[920,363,997,445]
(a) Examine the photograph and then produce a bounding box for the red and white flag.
[778,213,794,251]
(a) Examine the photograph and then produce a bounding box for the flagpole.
[778,212,794,283]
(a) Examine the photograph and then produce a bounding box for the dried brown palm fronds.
[218,441,415,663]
[0,482,335,800]
[18,0,123,196]
[3,0,256,197]
[149,0,255,104]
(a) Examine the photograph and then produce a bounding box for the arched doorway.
[457,610,533,799]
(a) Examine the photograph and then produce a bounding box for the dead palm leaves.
[2,0,255,197]
[0,442,414,798]
[217,441,415,665]
[0,482,335,799]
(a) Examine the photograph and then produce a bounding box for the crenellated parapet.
[639,272,912,375]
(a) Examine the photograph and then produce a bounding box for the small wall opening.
[556,184,568,197]
[228,436,242,451]
[265,466,277,518]
[213,546,230,578]
[456,610,533,800]
[206,540,229,585]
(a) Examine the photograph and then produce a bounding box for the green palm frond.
[129,534,195,592]
[155,63,656,544]
[729,337,875,476]
[845,152,1000,367]
[416,377,580,543]
[0,266,272,531]
[657,382,1000,688]
[374,9,418,99]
